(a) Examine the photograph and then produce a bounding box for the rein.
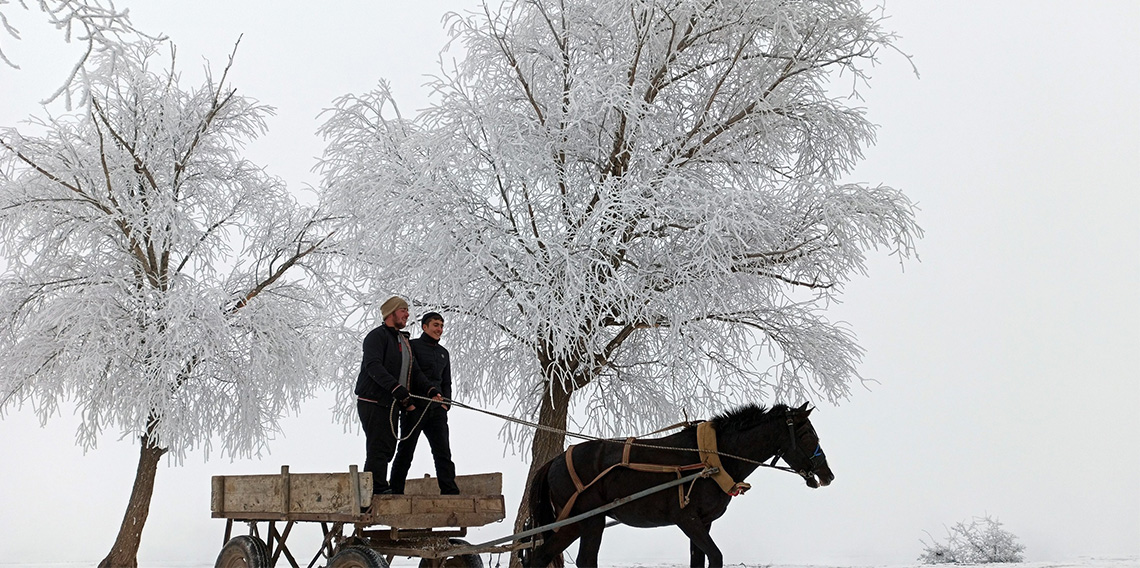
[387,399,433,441]
[408,393,800,475]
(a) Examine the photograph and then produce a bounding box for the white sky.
[0,1,1137,566]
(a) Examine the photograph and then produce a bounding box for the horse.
[522,402,834,568]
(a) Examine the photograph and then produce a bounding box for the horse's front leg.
[526,523,581,568]
[678,520,722,568]
[690,538,706,568]
[574,515,607,568]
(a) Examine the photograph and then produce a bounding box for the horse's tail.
[520,457,556,568]
[528,456,556,532]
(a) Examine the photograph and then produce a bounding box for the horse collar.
[697,422,751,496]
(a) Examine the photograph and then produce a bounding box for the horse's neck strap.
[697,422,751,496]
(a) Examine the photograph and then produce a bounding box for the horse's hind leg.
[573,515,607,568]
[679,520,722,568]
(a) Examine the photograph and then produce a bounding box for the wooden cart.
[211,466,522,568]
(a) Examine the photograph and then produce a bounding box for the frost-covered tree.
[1,0,150,104]
[920,515,1027,564]
[319,0,919,528]
[0,41,345,567]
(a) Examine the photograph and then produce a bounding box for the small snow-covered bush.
[920,515,1026,564]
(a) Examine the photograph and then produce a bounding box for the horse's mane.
[708,403,791,432]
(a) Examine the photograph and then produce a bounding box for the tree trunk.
[98,433,167,568]
[511,378,573,568]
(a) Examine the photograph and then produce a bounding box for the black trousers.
[357,399,398,494]
[389,404,459,494]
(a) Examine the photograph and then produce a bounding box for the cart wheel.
[417,539,484,568]
[214,535,269,568]
[329,545,390,568]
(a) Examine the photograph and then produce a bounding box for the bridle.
[769,410,828,482]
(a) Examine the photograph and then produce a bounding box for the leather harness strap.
[565,445,586,494]
[551,425,747,528]
[696,421,752,496]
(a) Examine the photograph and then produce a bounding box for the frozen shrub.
[919,540,960,564]
[920,515,1026,564]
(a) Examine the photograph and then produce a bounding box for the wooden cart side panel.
[222,474,281,514]
[211,471,372,517]
[404,472,502,496]
[290,472,361,514]
[369,495,505,528]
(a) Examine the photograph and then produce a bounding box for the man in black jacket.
[389,311,460,495]
[355,296,428,495]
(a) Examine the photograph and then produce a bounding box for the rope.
[407,393,797,474]
[388,398,433,442]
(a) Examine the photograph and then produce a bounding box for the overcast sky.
[0,1,1137,566]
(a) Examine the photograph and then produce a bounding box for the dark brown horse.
[523,403,834,568]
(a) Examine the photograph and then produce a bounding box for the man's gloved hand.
[391,385,415,411]
[426,388,449,411]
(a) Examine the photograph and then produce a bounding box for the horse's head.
[781,403,834,488]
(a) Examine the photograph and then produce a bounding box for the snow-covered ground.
[3,558,1136,568]
[395,559,1140,568]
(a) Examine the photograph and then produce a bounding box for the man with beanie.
[355,295,428,495]
[389,312,460,495]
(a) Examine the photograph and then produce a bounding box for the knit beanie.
[380,296,408,319]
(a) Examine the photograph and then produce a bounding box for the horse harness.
[553,421,751,528]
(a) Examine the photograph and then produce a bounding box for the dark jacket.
[355,324,429,405]
[409,335,451,400]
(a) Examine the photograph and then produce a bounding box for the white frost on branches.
[0,0,153,105]
[920,515,1027,564]
[0,41,347,460]
[319,0,921,446]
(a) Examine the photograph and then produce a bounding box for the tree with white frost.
[0,41,345,567]
[1,0,149,104]
[319,0,920,531]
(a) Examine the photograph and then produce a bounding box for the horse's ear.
[797,401,811,414]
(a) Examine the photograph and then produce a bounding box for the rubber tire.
[329,545,391,568]
[418,539,484,568]
[214,535,270,568]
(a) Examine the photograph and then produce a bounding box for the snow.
[2,556,1135,568]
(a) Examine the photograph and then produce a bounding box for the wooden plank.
[290,473,360,514]
[211,467,505,527]
[213,497,504,527]
[349,465,362,514]
[404,472,502,496]
[365,541,528,561]
[365,544,449,560]
[221,474,283,514]
[280,466,291,517]
[211,475,225,513]
[213,511,367,523]
[212,468,373,519]
[369,497,413,516]
[358,471,372,509]
[382,511,501,528]
[367,495,505,528]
